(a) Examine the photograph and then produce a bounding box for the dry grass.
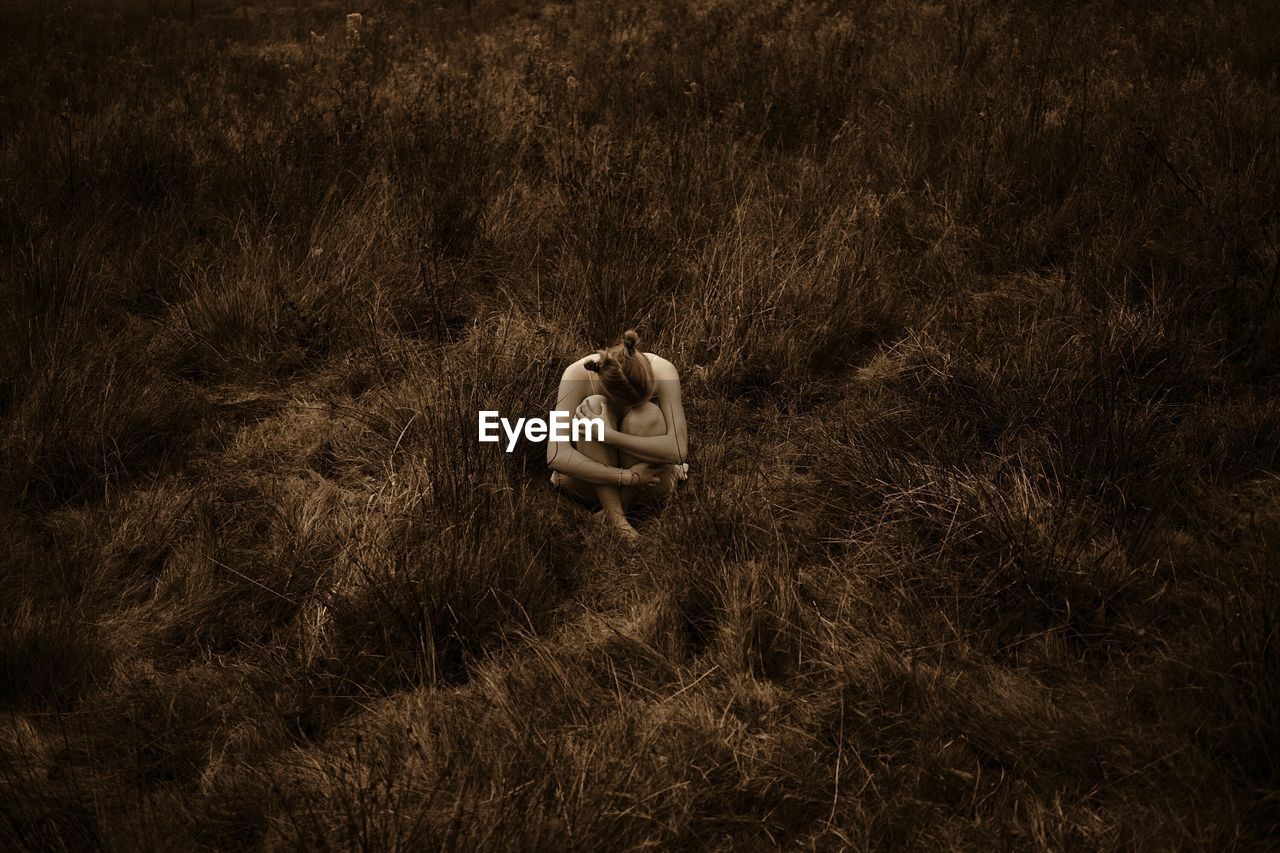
[2,0,1279,848]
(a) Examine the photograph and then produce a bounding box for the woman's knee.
[621,401,665,436]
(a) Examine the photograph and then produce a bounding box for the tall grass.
[2,0,1278,848]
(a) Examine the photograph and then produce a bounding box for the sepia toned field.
[2,0,1279,848]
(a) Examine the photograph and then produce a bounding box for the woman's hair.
[584,330,655,409]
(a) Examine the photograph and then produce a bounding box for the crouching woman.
[547,330,689,539]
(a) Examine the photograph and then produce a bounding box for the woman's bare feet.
[595,508,640,541]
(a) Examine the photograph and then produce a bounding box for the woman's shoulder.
[643,352,678,378]
[561,354,594,376]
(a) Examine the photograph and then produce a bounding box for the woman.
[547,330,689,539]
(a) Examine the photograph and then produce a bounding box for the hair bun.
[622,330,640,353]
[584,359,601,373]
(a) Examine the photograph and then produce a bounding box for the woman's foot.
[595,509,640,541]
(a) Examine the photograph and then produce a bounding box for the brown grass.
[2,0,1279,848]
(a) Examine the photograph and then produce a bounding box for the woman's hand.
[627,463,664,488]
[575,396,615,438]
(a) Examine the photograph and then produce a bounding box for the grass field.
[2,0,1279,848]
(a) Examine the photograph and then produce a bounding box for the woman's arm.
[547,442,634,485]
[546,365,636,485]
[589,357,688,465]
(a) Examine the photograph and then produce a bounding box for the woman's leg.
[551,396,635,534]
[617,401,678,505]
[575,427,629,517]
[551,398,677,528]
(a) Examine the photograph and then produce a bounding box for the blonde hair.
[584,330,655,409]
